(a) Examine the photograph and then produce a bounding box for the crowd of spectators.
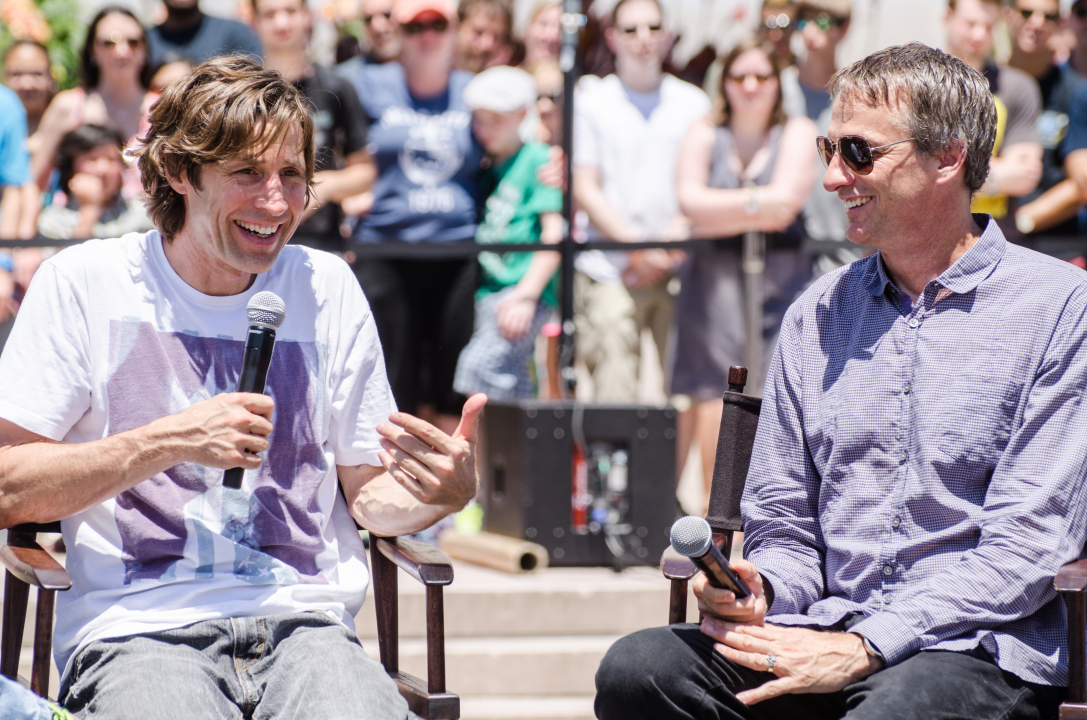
[3,0,1087,511]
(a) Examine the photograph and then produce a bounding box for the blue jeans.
[61,612,417,720]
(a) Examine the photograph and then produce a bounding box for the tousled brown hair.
[714,39,788,129]
[829,42,996,194]
[134,55,315,242]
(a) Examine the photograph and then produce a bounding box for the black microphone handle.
[690,539,751,599]
[223,326,277,489]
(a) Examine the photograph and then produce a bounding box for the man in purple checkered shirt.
[596,42,1087,720]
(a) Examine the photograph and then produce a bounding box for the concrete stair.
[353,561,701,720]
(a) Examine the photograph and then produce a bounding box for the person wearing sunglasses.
[671,38,816,507]
[794,0,850,122]
[945,0,1043,224]
[336,0,402,75]
[571,0,711,403]
[32,7,159,199]
[345,0,486,435]
[598,41,1087,720]
[1003,0,1087,239]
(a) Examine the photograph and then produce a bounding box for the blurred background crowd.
[1,0,1085,512]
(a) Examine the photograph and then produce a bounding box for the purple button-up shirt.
[743,216,1087,686]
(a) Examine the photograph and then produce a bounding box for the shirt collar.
[865,214,1006,299]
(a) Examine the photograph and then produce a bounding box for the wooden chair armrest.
[0,540,71,591]
[375,537,454,587]
[661,546,698,581]
[1056,559,1087,593]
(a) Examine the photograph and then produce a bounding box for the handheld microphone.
[670,515,750,598]
[223,291,286,489]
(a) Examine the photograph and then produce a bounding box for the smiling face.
[91,13,147,85]
[168,129,308,295]
[823,96,937,249]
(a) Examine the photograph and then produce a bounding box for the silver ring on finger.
[766,653,777,672]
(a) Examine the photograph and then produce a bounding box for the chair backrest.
[705,367,762,535]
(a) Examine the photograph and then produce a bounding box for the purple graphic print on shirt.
[106,319,329,586]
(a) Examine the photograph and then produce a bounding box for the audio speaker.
[479,401,676,567]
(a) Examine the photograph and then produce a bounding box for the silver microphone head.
[246,291,287,330]
[670,515,712,558]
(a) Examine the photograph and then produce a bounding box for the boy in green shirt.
[453,66,564,400]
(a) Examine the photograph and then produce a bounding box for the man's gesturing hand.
[376,394,487,508]
[693,559,771,624]
[166,392,275,469]
[701,619,884,705]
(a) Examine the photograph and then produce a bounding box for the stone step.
[363,635,621,697]
[354,561,697,640]
[459,695,595,720]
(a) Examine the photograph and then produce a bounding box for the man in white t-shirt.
[573,0,711,401]
[0,56,484,720]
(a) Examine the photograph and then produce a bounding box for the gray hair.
[828,42,996,194]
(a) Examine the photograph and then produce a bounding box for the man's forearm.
[0,417,195,527]
[343,467,464,536]
[313,163,376,206]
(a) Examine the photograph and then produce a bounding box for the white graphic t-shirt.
[0,231,396,680]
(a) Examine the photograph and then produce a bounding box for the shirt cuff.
[847,612,923,666]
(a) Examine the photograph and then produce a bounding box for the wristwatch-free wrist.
[855,633,885,662]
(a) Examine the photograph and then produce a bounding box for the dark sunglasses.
[402,18,450,34]
[1018,8,1061,23]
[797,12,845,31]
[619,23,663,34]
[98,37,142,50]
[363,10,392,24]
[816,135,915,174]
[727,72,773,84]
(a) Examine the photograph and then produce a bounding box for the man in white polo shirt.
[572,0,710,401]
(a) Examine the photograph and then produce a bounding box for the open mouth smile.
[235,220,280,239]
[843,197,871,210]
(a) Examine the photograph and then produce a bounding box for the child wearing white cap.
[453,65,564,400]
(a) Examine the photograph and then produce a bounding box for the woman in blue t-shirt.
[346,0,485,433]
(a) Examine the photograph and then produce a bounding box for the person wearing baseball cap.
[453,65,564,401]
[343,0,486,436]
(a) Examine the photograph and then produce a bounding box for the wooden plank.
[668,579,689,625]
[376,537,454,587]
[1057,560,1087,593]
[370,535,399,674]
[391,671,460,720]
[1061,703,1087,720]
[1068,593,1087,704]
[426,586,446,694]
[1,571,29,680]
[0,542,70,591]
[31,589,54,698]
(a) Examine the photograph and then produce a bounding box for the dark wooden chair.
[662,366,761,624]
[0,523,460,719]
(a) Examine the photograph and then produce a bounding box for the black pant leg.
[595,624,846,720]
[844,649,1064,720]
[353,257,418,413]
